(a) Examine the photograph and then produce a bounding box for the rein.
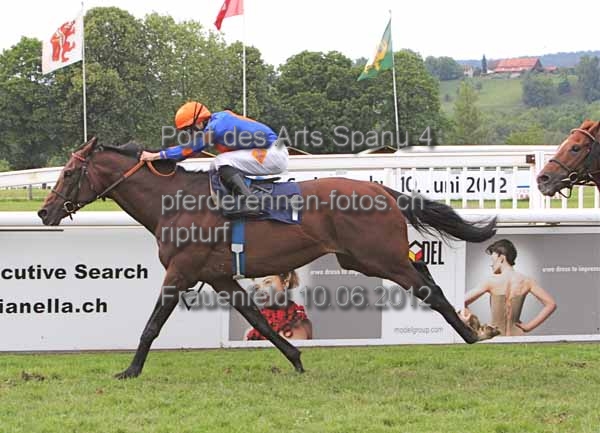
[548,127,600,197]
[51,152,176,219]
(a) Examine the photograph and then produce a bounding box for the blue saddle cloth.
[209,170,302,224]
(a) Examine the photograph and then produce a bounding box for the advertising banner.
[463,228,600,341]
[0,227,221,351]
[2,223,599,351]
[226,227,464,347]
[282,168,530,200]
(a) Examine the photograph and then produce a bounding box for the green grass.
[0,199,120,211]
[440,77,524,114]
[451,186,598,209]
[0,343,599,432]
[0,188,120,211]
[547,186,598,208]
[439,74,581,115]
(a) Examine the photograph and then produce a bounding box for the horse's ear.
[90,136,105,152]
[591,121,600,138]
[75,136,98,155]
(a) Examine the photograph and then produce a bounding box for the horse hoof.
[457,309,499,343]
[114,368,140,380]
[478,325,501,341]
[464,331,479,344]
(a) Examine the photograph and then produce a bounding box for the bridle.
[547,127,600,197]
[51,150,175,219]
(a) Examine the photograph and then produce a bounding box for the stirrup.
[220,194,263,219]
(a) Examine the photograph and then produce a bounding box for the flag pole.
[389,10,400,148]
[81,1,88,142]
[242,8,247,116]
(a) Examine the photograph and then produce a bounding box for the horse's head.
[38,139,178,226]
[536,120,600,197]
[38,137,103,225]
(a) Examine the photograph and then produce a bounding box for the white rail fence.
[1,145,598,209]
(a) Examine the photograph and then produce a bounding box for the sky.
[1,0,599,68]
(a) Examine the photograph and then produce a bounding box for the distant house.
[491,57,543,74]
[486,59,499,73]
[463,65,474,78]
[543,65,559,73]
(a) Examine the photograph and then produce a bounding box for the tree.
[425,56,463,81]
[0,37,65,169]
[424,56,439,78]
[271,49,446,152]
[557,73,571,95]
[79,7,149,143]
[505,125,545,145]
[522,73,556,107]
[272,51,368,152]
[223,42,277,120]
[451,81,484,144]
[481,55,487,74]
[575,55,600,102]
[0,6,449,169]
[0,8,270,166]
[363,50,447,146]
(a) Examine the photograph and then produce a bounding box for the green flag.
[357,18,393,81]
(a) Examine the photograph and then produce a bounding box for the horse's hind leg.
[408,260,480,343]
[214,278,304,373]
[336,253,479,344]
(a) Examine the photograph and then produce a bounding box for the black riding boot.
[218,165,263,218]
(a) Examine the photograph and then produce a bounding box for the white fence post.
[528,150,546,209]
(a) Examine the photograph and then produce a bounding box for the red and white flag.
[214,0,244,30]
[42,11,84,74]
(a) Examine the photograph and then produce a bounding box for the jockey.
[141,101,288,218]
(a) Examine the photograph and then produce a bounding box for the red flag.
[214,0,244,30]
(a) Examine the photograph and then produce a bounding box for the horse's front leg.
[215,278,304,372]
[115,269,189,379]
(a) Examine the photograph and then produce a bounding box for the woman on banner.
[244,271,313,340]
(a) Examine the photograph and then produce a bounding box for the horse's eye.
[571,145,581,152]
[64,170,73,177]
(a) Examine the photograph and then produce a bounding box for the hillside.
[458,50,600,69]
[439,74,600,145]
[439,74,580,115]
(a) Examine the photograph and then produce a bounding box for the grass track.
[1,343,599,432]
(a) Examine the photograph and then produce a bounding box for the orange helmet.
[174,101,211,130]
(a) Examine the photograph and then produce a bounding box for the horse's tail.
[382,186,497,243]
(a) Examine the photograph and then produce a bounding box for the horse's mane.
[98,141,208,175]
[99,141,145,159]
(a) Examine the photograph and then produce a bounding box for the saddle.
[208,170,303,280]
[208,169,302,224]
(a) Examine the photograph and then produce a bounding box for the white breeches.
[210,141,288,176]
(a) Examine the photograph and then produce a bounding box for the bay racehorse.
[537,120,600,197]
[38,138,498,379]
